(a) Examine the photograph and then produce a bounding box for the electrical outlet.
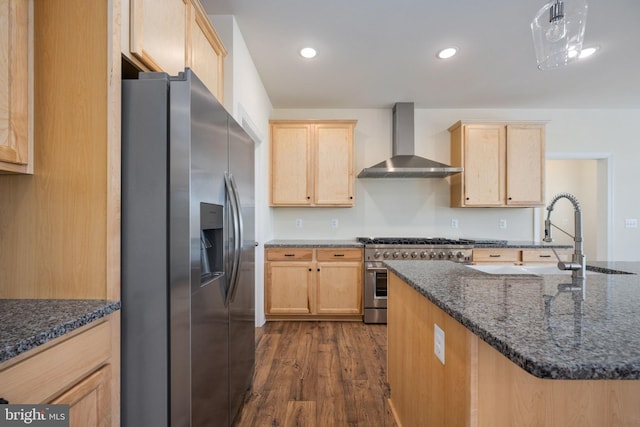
[499,219,507,229]
[625,218,638,228]
[434,323,445,365]
[331,218,339,229]
[295,218,303,229]
[451,218,459,229]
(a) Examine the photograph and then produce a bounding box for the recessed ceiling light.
[436,47,458,59]
[300,47,317,59]
[578,46,599,59]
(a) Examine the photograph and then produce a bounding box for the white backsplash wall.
[270,108,538,241]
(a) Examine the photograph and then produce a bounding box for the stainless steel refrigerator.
[121,69,255,427]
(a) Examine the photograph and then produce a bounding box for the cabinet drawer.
[266,248,314,261]
[472,249,520,263]
[0,319,111,404]
[316,248,362,262]
[522,249,571,263]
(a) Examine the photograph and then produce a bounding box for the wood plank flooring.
[233,321,398,427]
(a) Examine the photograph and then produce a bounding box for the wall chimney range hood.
[357,102,463,178]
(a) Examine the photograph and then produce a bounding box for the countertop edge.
[0,300,121,364]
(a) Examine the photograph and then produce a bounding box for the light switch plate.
[499,219,507,229]
[451,218,459,229]
[295,218,303,228]
[434,323,445,365]
[331,218,339,229]
[625,218,638,229]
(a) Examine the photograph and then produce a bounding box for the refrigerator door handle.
[228,174,244,303]
[224,173,239,307]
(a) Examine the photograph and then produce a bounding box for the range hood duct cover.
[357,102,463,178]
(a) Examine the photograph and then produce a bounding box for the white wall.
[210,15,273,326]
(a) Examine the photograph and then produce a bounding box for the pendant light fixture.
[531,0,589,70]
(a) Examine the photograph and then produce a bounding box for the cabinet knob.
[307,196,311,200]
[508,197,512,200]
[317,268,320,272]
[466,197,470,200]
[349,196,353,199]
[308,268,312,272]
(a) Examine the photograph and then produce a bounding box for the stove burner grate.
[357,237,475,245]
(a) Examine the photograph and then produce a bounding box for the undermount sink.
[466,264,601,276]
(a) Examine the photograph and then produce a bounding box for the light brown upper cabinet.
[129,0,188,75]
[449,121,546,207]
[270,120,357,207]
[125,0,226,100]
[0,0,33,174]
[186,0,226,101]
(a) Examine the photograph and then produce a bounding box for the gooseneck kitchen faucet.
[543,192,586,280]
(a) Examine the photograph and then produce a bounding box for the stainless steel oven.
[359,237,474,324]
[363,261,389,323]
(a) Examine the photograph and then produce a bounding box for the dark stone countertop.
[0,299,121,364]
[384,260,640,380]
[263,238,570,249]
[472,240,573,249]
[264,239,363,248]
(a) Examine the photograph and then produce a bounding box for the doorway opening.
[539,153,612,261]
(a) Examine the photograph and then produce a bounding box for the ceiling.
[201,0,640,109]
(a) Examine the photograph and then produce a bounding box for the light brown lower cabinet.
[472,247,572,265]
[51,366,111,427]
[0,313,119,427]
[265,247,363,320]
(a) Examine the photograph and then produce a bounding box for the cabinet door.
[463,125,505,206]
[270,124,312,205]
[50,366,111,427]
[0,0,32,173]
[266,262,313,314]
[186,0,226,101]
[316,262,362,314]
[506,125,545,206]
[314,123,354,206]
[130,0,187,74]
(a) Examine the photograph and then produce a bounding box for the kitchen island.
[385,260,640,426]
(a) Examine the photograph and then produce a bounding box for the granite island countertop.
[0,299,121,364]
[384,260,640,380]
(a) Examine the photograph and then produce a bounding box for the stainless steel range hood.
[357,103,463,178]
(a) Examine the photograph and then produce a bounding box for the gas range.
[357,237,474,263]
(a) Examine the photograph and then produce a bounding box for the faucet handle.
[557,261,582,271]
[543,219,553,242]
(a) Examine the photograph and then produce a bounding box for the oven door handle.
[366,267,388,273]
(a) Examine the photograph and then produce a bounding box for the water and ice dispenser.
[200,202,223,284]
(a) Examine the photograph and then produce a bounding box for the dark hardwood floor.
[234,321,398,427]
